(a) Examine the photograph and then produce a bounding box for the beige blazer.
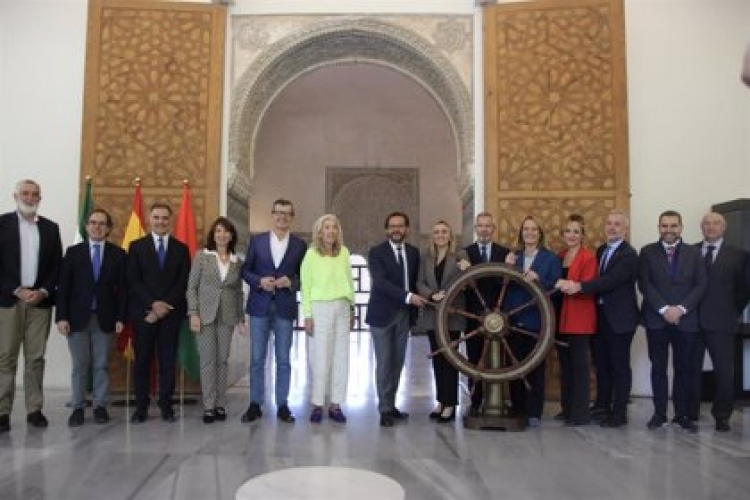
[187,249,245,326]
[417,249,468,332]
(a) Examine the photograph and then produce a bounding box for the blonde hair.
[429,220,456,258]
[310,214,344,256]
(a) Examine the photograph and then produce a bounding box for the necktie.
[92,243,101,310]
[599,245,613,272]
[396,246,406,289]
[92,243,101,282]
[666,245,676,265]
[157,237,166,269]
[480,245,489,263]
[704,245,715,271]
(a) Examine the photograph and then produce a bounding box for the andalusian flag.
[76,177,94,242]
[116,180,145,362]
[174,181,201,381]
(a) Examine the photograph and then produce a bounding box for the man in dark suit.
[240,199,306,424]
[56,208,127,427]
[558,209,640,427]
[0,179,62,433]
[127,203,190,424]
[638,210,706,433]
[690,212,750,432]
[366,211,427,427]
[463,212,509,415]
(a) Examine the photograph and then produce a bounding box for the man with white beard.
[0,179,62,433]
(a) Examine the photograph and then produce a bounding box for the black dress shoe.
[241,402,262,423]
[161,408,177,422]
[131,410,147,424]
[390,408,409,420]
[554,411,569,421]
[380,413,394,427]
[68,409,84,427]
[27,410,49,428]
[715,418,730,432]
[646,414,667,430]
[672,416,698,434]
[0,414,9,433]
[203,410,215,424]
[214,407,227,422]
[93,406,110,424]
[277,405,296,423]
[429,405,443,420]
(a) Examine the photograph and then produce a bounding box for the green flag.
[78,178,94,241]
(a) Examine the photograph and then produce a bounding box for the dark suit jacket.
[696,241,749,333]
[126,234,190,320]
[0,211,62,308]
[55,240,127,332]
[580,240,640,334]
[505,247,562,331]
[464,241,510,313]
[638,240,707,332]
[365,240,420,328]
[241,231,307,320]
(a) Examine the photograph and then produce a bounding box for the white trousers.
[310,299,350,407]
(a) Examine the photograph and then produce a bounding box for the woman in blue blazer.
[505,216,562,427]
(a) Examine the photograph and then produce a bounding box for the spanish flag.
[116,180,145,361]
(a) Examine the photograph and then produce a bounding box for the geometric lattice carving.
[327,168,420,256]
[80,0,225,246]
[485,0,629,249]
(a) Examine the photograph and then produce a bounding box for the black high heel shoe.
[437,406,456,423]
[429,405,443,420]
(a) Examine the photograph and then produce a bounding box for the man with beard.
[366,211,427,427]
[0,179,63,432]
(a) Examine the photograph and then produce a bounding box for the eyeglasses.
[272,211,294,217]
[87,220,108,227]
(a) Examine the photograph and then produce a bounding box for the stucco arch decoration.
[227,16,474,230]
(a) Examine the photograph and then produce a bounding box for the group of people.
[1,178,748,436]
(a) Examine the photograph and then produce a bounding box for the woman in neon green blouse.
[300,214,355,424]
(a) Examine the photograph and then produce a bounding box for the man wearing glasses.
[56,208,127,427]
[241,199,306,424]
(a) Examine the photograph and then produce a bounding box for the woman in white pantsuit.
[301,214,355,424]
[187,217,246,424]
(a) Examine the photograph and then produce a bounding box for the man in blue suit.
[639,210,706,433]
[366,212,427,427]
[241,199,306,424]
[56,208,127,427]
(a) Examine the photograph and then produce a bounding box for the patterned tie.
[480,245,489,263]
[396,245,406,290]
[157,237,166,269]
[705,244,715,271]
[599,245,613,273]
[666,245,676,265]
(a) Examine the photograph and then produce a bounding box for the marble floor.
[2,333,750,500]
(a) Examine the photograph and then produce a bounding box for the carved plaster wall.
[227,15,474,236]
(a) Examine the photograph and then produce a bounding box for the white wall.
[1,0,749,395]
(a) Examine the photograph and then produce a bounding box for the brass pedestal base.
[463,412,527,431]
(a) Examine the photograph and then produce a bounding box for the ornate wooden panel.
[484,0,628,250]
[80,0,226,393]
[484,0,628,400]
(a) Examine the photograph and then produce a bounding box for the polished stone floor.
[2,333,750,500]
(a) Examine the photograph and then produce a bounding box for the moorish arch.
[226,16,474,241]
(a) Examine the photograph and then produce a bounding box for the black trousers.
[427,330,461,406]
[133,314,181,411]
[556,334,591,422]
[646,326,697,418]
[509,333,546,419]
[689,330,735,420]
[591,312,635,418]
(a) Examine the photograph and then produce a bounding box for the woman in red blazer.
[555,214,597,425]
